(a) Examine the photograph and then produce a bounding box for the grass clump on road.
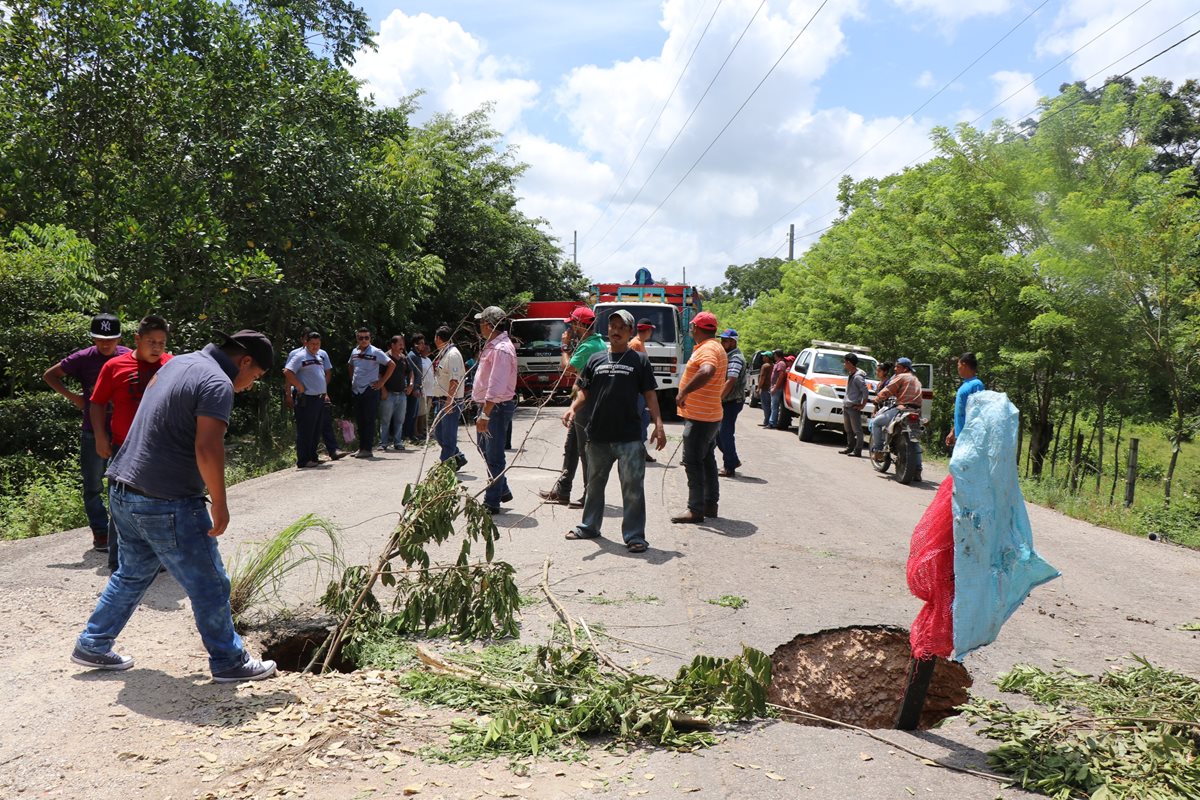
[707,594,748,609]
[961,657,1200,799]
[228,513,341,624]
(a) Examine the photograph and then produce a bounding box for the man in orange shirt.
[671,311,727,523]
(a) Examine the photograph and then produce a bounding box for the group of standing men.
[280,313,519,515]
[539,308,746,553]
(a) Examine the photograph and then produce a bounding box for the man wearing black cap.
[71,330,278,683]
[43,313,131,552]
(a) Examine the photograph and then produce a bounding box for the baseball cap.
[565,307,596,325]
[896,357,913,369]
[784,354,796,362]
[636,318,655,330]
[90,313,122,340]
[610,310,635,329]
[691,311,718,331]
[474,306,506,325]
[215,329,275,371]
[718,328,738,340]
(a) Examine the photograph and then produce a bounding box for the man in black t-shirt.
[380,334,412,451]
[563,311,667,553]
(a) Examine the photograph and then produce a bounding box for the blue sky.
[349,0,1200,288]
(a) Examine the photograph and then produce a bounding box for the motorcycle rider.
[869,357,923,460]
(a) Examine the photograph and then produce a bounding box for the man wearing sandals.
[563,311,666,553]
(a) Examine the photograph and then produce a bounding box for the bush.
[1136,492,1200,548]
[0,392,81,460]
[0,455,86,540]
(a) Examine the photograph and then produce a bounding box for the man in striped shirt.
[671,311,727,523]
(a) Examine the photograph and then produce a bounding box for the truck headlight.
[817,385,837,398]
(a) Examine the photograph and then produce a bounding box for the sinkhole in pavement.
[768,625,971,730]
[255,619,357,674]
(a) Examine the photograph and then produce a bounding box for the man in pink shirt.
[473,306,518,514]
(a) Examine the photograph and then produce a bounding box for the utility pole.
[573,230,578,266]
[788,223,795,260]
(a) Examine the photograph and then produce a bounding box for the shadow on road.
[579,537,684,565]
[699,518,759,538]
[72,668,300,726]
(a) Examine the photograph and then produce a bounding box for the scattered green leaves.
[961,657,1200,799]
[706,595,748,610]
[394,637,772,764]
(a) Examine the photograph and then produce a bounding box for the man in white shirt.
[429,325,467,468]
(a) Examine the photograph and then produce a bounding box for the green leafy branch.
[961,658,1200,799]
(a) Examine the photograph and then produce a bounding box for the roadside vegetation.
[706,78,1200,548]
[0,0,588,540]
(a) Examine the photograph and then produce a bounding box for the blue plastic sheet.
[949,391,1059,659]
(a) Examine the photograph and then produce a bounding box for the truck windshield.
[812,352,877,376]
[593,305,678,343]
[511,319,568,352]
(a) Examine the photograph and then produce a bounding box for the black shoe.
[352,450,372,458]
[92,533,108,552]
[297,460,318,468]
[837,448,853,455]
[455,454,468,470]
[538,489,570,506]
[484,505,501,515]
[327,451,346,461]
[645,453,657,463]
[500,492,513,503]
[568,497,585,509]
[704,504,719,518]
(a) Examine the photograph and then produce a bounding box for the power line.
[595,0,831,269]
[903,0,1155,167]
[735,0,1053,257]
[588,0,769,256]
[747,7,1196,266]
[1033,17,1200,127]
[581,0,727,242]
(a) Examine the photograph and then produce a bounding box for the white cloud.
[989,70,1041,123]
[350,11,539,134]
[915,69,936,89]
[1038,0,1200,88]
[352,0,951,288]
[889,0,1011,26]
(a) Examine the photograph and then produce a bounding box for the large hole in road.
[251,619,358,674]
[768,625,971,730]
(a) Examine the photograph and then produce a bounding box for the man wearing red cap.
[538,306,605,507]
[671,311,727,523]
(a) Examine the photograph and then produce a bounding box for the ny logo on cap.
[99,320,112,332]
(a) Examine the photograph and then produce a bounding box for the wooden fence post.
[1124,438,1139,508]
[1069,433,1084,493]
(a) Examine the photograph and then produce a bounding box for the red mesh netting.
[907,476,955,660]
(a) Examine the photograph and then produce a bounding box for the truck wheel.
[797,400,816,442]
[897,436,919,484]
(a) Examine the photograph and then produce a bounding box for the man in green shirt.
[538,307,605,507]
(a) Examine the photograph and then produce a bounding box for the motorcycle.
[871,402,924,484]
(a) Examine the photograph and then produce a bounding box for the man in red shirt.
[89,315,172,571]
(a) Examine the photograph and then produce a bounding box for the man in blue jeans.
[430,325,467,468]
[472,307,518,513]
[378,334,411,451]
[43,313,131,552]
[716,329,746,477]
[71,330,278,682]
[563,311,667,553]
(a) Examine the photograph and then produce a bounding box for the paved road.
[2,405,1197,799]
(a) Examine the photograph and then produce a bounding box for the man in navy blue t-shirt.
[71,330,279,683]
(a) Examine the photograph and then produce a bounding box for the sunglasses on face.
[357,335,370,341]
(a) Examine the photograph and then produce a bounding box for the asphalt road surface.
[2,405,1197,799]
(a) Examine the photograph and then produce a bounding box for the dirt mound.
[768,625,971,730]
